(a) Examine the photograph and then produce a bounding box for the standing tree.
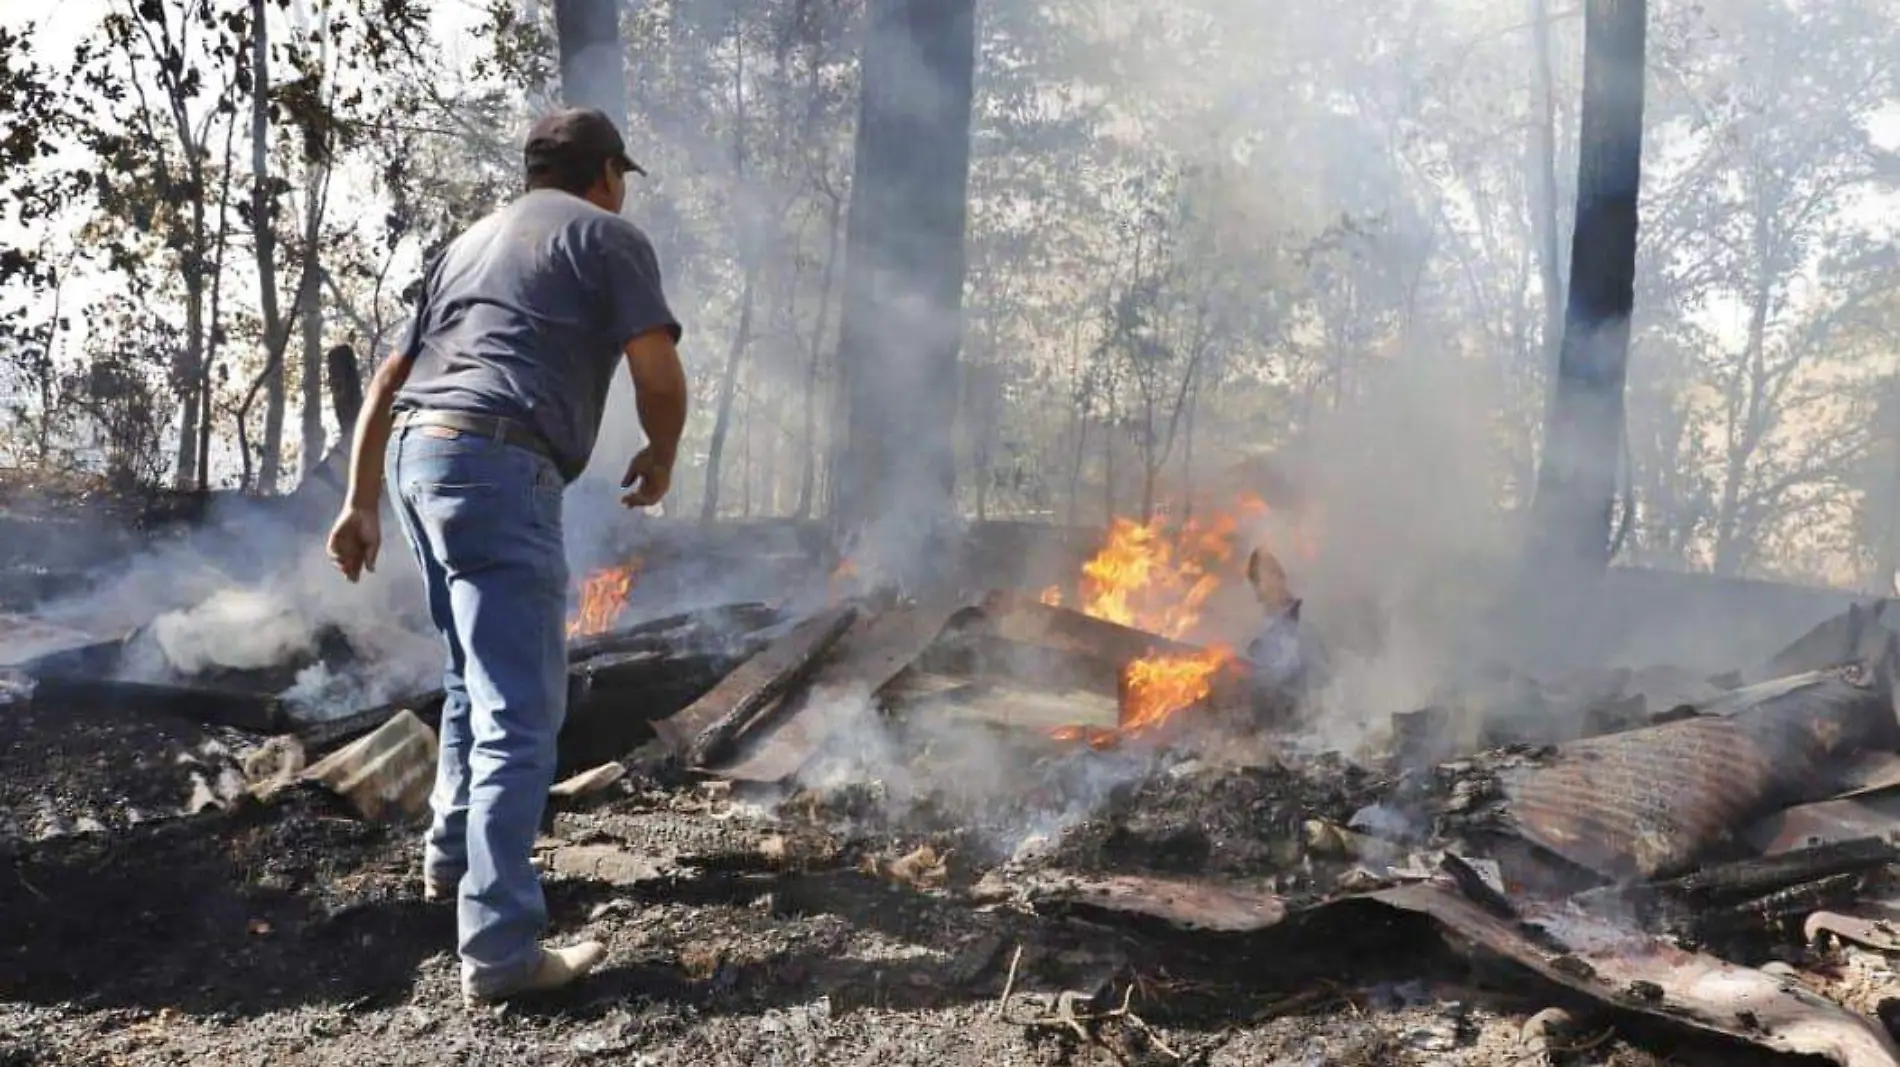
[553,0,626,129]
[1529,0,1647,573]
[830,0,978,564]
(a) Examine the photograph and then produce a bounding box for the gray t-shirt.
[393,189,681,481]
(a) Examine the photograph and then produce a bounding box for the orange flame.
[828,556,860,602]
[567,562,639,638]
[1047,645,1236,750]
[1120,644,1235,734]
[1072,513,1239,641]
[1044,503,1262,747]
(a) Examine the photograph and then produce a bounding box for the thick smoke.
[38,494,442,720]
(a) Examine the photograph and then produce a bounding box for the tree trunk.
[1527,0,1646,575]
[296,0,327,483]
[553,0,627,127]
[1528,0,1566,371]
[251,0,288,494]
[796,196,843,520]
[297,239,324,482]
[701,267,758,522]
[177,276,205,488]
[831,0,977,571]
[701,29,754,524]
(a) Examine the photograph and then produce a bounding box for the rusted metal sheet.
[1015,871,1289,933]
[651,604,857,758]
[1743,794,1900,855]
[1761,601,1899,682]
[1374,881,1900,1067]
[1834,751,1900,799]
[1807,905,1900,953]
[1498,665,1896,880]
[713,594,980,783]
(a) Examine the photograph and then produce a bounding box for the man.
[324,108,688,1005]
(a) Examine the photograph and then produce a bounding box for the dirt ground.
[0,709,1835,1067]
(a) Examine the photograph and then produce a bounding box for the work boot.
[462,941,607,1007]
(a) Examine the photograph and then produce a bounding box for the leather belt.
[395,409,556,466]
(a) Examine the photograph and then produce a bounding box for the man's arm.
[345,353,414,512]
[326,352,412,582]
[620,328,687,507]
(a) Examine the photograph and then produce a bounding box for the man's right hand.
[327,505,382,582]
[621,447,673,508]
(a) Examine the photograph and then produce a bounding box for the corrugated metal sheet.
[1373,881,1900,1067]
[1499,665,1895,880]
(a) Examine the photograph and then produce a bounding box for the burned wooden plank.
[565,601,781,663]
[1658,838,1897,901]
[913,630,1123,696]
[650,604,857,766]
[969,591,1205,666]
[1495,665,1897,880]
[30,675,291,734]
[551,810,842,872]
[1006,871,1289,933]
[686,608,857,768]
[713,594,981,783]
[885,672,1121,735]
[1373,880,1900,1067]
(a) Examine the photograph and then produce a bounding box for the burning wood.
[567,560,641,638]
[1039,511,1240,641]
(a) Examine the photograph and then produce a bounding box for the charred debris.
[10,540,1900,1064]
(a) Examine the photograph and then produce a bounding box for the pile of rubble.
[10,538,1900,1065]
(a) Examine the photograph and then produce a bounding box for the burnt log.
[564,601,781,663]
[715,594,978,783]
[30,676,291,734]
[651,604,859,768]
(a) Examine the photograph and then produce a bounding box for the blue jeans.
[386,425,569,993]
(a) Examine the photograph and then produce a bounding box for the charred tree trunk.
[250,0,289,494]
[831,0,977,567]
[1529,0,1566,372]
[796,195,843,521]
[326,343,363,438]
[702,29,754,524]
[1528,0,1646,575]
[553,0,627,128]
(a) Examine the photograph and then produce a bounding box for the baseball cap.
[523,107,647,181]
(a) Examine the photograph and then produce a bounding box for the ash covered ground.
[0,691,1841,1067]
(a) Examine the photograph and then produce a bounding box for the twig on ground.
[995,944,1023,1017]
[1003,981,1183,1064]
[1513,1024,1616,1064]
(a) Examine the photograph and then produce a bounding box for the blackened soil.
[0,750,1823,1066]
[0,695,254,842]
[1047,754,1390,889]
[0,786,432,1014]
